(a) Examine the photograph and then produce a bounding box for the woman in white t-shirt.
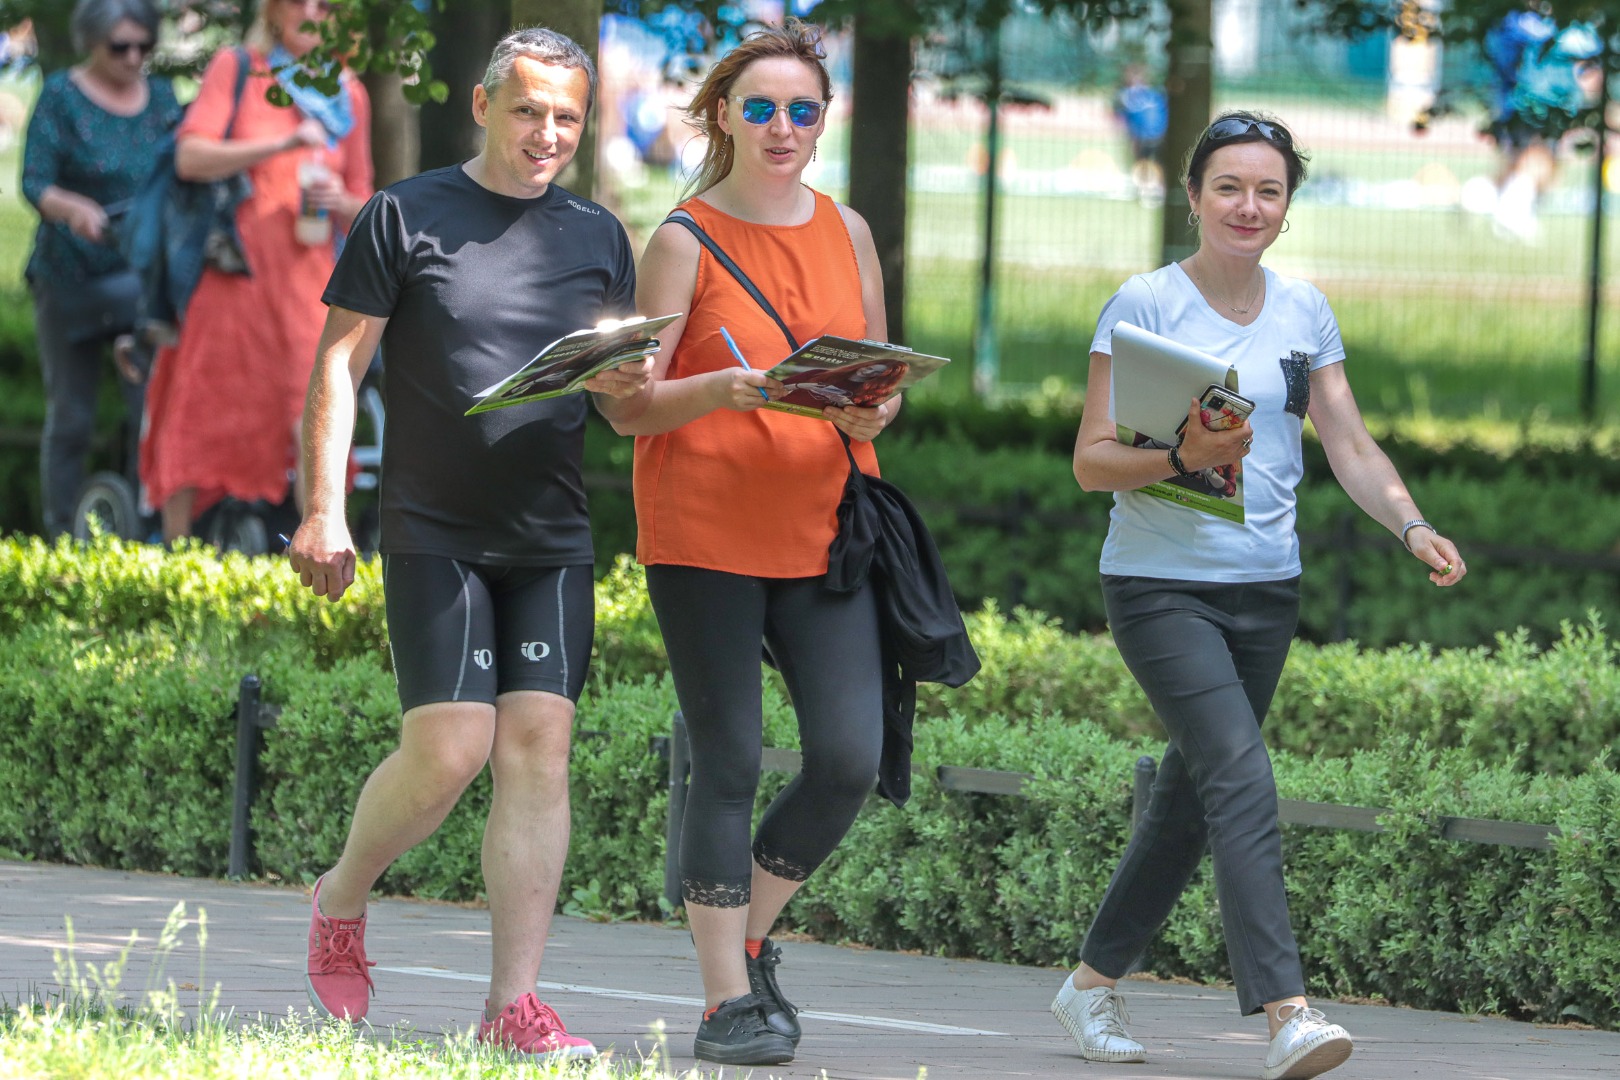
[1053,112,1467,1080]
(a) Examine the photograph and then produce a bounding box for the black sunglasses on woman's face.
[106,39,155,57]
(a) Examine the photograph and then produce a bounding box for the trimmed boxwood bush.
[7,536,1620,773]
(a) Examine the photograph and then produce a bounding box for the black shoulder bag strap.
[659,210,865,472]
[661,210,800,352]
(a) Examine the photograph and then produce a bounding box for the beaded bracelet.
[1400,518,1436,551]
[1167,446,1194,479]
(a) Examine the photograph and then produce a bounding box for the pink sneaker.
[304,874,375,1020]
[478,993,597,1060]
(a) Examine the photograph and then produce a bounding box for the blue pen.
[719,326,771,402]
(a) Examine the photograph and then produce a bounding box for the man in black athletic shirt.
[286,27,649,1060]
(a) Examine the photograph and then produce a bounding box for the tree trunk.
[361,5,420,188]
[362,69,419,187]
[417,0,506,172]
[1158,0,1214,267]
[848,15,912,345]
[518,0,601,201]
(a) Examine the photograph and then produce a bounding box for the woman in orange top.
[600,19,891,1069]
[140,0,372,540]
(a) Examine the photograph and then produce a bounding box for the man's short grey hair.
[71,0,161,55]
[482,27,597,112]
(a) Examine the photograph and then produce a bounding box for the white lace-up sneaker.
[1261,1003,1353,1079]
[1051,978,1147,1063]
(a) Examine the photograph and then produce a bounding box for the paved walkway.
[2,861,1616,1079]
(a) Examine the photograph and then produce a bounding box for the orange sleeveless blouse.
[633,190,878,578]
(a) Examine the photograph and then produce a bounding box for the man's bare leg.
[483,689,576,1013]
[317,702,496,919]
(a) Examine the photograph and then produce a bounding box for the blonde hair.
[242,0,276,52]
[681,18,832,200]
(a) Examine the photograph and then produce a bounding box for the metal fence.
[598,1,1619,420]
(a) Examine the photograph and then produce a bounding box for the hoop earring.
[1187,211,1200,228]
[1280,218,1291,233]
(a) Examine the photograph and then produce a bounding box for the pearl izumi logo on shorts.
[472,648,493,670]
[520,641,552,661]
[566,199,600,215]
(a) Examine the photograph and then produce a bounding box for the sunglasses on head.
[1204,117,1292,147]
[106,38,155,57]
[731,95,826,128]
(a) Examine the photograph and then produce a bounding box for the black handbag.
[661,212,981,806]
[58,268,142,345]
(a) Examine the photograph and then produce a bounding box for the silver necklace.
[1190,260,1263,315]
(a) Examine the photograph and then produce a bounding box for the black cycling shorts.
[381,554,594,712]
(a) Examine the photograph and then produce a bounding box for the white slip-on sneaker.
[1261,1003,1353,1079]
[1051,977,1147,1063]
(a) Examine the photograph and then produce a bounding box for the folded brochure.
[762,336,950,418]
[466,313,682,415]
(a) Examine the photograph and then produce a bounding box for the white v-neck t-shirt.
[1089,262,1346,583]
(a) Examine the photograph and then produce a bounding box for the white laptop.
[1108,321,1237,445]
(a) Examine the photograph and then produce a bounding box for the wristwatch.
[1400,519,1435,551]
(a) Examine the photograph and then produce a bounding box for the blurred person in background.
[1481,5,1599,242]
[139,0,371,541]
[21,0,180,538]
[1113,62,1167,205]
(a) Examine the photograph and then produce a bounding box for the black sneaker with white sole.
[693,992,796,1066]
[745,937,802,1044]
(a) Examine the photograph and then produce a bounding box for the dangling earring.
[811,144,818,162]
[1187,211,1200,228]
[1280,218,1291,233]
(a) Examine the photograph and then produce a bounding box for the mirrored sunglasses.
[1205,116,1292,147]
[732,95,826,128]
[106,39,155,57]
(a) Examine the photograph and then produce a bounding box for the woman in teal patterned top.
[21,0,181,537]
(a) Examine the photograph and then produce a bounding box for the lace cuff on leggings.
[752,844,812,883]
[682,878,751,908]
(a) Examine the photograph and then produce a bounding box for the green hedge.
[7,536,1620,774]
[1,595,1617,1028]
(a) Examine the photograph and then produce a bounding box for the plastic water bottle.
[295,153,332,246]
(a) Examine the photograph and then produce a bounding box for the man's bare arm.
[289,305,387,601]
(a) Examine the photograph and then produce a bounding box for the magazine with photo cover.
[465,312,683,415]
[1108,321,1246,523]
[760,336,951,419]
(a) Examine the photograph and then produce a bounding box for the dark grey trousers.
[34,287,144,537]
[1081,574,1306,1016]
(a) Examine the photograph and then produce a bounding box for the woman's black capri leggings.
[646,564,884,909]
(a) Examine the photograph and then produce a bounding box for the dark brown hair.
[1181,110,1310,199]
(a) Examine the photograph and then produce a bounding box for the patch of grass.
[0,1004,693,1079]
[0,899,698,1080]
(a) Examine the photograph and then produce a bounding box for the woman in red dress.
[140,0,371,540]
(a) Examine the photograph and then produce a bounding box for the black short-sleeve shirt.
[324,166,636,565]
